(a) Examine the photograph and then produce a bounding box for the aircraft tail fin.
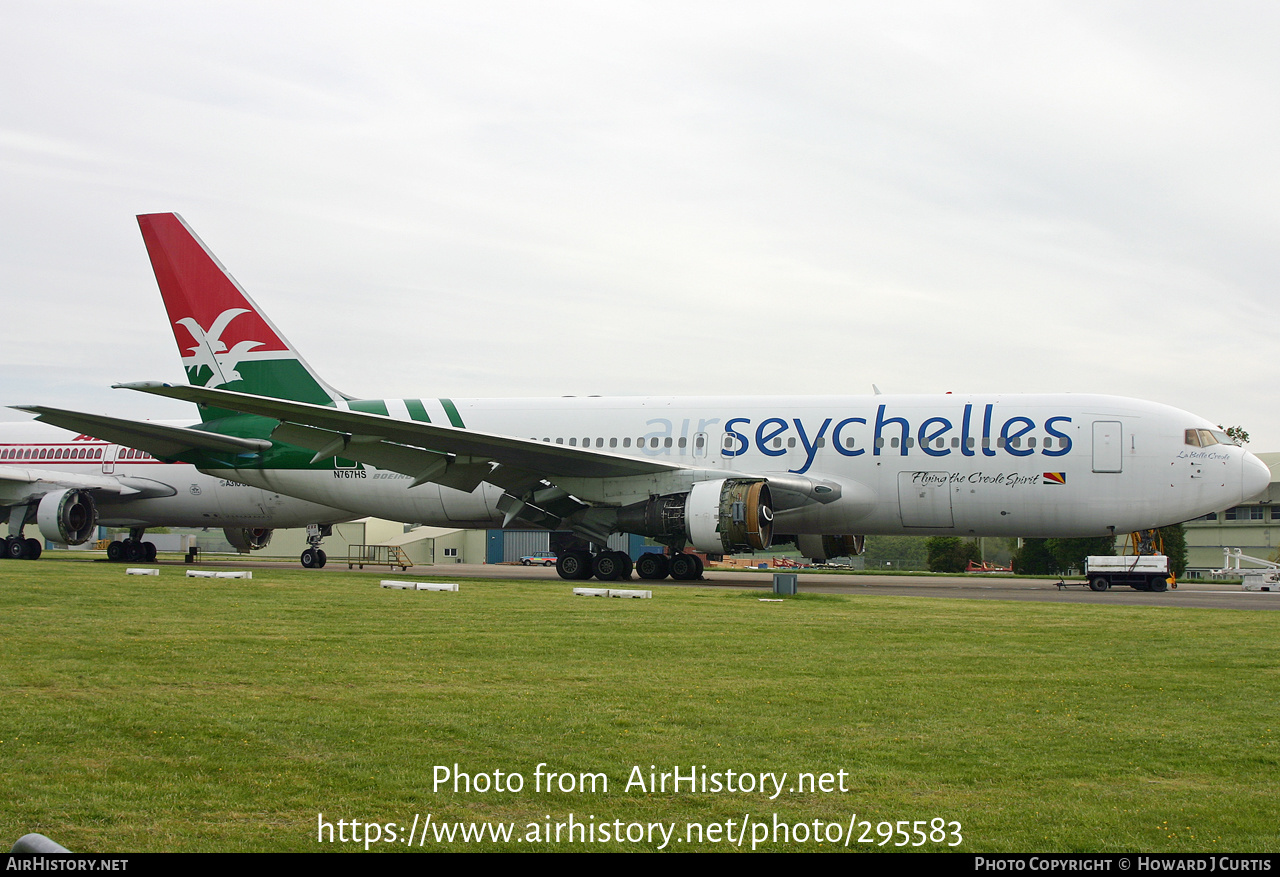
[136,213,348,422]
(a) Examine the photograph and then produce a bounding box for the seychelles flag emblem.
[1042,472,1067,485]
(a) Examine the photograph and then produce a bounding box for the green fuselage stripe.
[350,399,389,416]
[405,399,431,422]
[440,398,465,428]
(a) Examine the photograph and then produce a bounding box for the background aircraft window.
[890,438,899,449]
[951,438,959,448]
[1010,437,1021,448]
[787,438,795,448]
[610,438,617,448]
[1185,429,1202,447]
[569,438,577,446]
[678,437,686,448]
[1028,437,1037,448]
[905,438,914,448]
[596,438,604,448]
[773,438,782,449]
[845,437,856,449]
[694,436,704,449]
[555,438,564,444]
[996,437,1006,448]
[816,437,825,448]
[664,437,673,448]
[623,438,632,448]
[876,438,884,448]
[936,438,945,449]
[93,449,102,458]
[982,438,990,448]
[1198,429,1219,447]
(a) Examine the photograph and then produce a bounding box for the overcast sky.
[3,2,1278,448]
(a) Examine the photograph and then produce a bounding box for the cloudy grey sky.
[3,2,1277,447]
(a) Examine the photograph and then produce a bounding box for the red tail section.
[137,213,346,413]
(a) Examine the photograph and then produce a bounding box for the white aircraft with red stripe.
[19,214,1271,581]
[0,415,356,562]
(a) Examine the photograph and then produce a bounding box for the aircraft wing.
[116,383,684,480]
[0,465,175,507]
[11,406,272,460]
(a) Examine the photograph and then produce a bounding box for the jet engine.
[36,489,99,545]
[796,534,865,562]
[223,527,273,553]
[616,478,774,554]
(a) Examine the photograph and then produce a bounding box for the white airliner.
[0,414,357,562]
[18,214,1271,581]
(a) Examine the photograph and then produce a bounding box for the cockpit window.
[1187,428,1237,448]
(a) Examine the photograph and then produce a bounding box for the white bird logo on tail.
[176,308,265,388]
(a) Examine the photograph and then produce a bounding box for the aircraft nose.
[1242,452,1271,501]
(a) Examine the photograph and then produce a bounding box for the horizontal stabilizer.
[11,406,271,460]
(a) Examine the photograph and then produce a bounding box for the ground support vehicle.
[1083,555,1172,592]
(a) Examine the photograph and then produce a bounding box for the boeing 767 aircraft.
[19,214,1270,581]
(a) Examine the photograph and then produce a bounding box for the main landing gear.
[555,550,703,582]
[105,529,158,563]
[2,536,43,560]
[300,524,330,568]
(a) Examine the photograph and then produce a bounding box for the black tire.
[543,559,554,567]
[107,540,125,562]
[522,559,531,565]
[7,537,28,560]
[316,550,327,568]
[143,542,157,562]
[670,554,698,581]
[1150,577,1168,593]
[25,539,42,560]
[1089,577,1110,592]
[301,548,318,568]
[124,541,145,562]
[593,552,623,581]
[556,550,592,580]
[636,553,670,580]
[690,554,704,580]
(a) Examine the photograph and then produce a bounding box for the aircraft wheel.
[316,549,327,568]
[1150,577,1168,593]
[615,552,633,580]
[593,552,623,581]
[556,550,592,580]
[669,553,698,581]
[636,553,670,580]
[124,541,145,562]
[144,542,157,562]
[7,537,28,560]
[301,548,318,568]
[1089,577,1110,592]
[25,539,42,560]
[690,554,704,580]
[107,540,125,562]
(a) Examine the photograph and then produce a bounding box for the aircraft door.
[101,444,120,475]
[898,471,955,528]
[1092,421,1123,473]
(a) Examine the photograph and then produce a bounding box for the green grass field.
[1,558,1276,852]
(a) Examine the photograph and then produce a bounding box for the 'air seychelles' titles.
[718,403,1073,475]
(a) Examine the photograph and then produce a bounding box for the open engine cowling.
[36,489,98,545]
[796,534,865,562]
[223,527,273,553]
[617,478,774,555]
